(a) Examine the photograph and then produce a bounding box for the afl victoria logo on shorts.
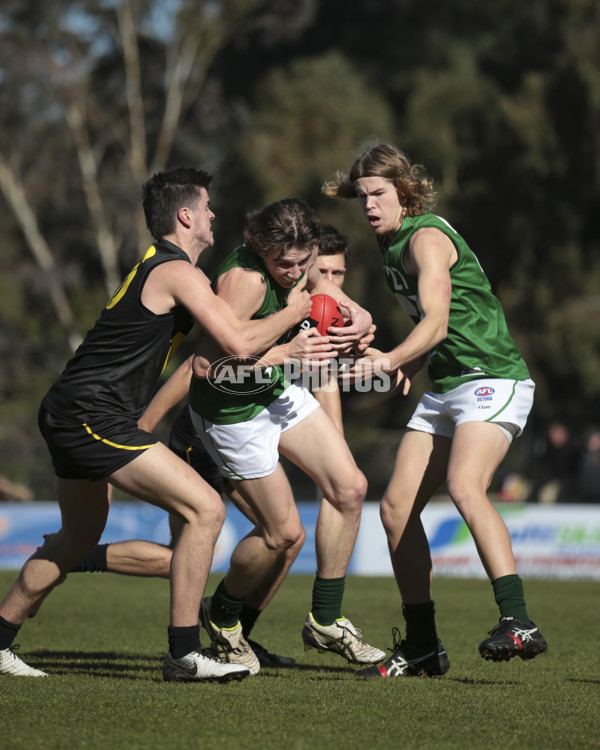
[474,385,495,402]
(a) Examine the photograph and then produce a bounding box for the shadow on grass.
[26,649,357,679]
[27,649,160,679]
[264,661,355,677]
[28,650,533,684]
[448,676,521,686]
[568,677,600,685]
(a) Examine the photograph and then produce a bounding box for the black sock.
[240,605,261,639]
[0,615,20,650]
[168,625,201,660]
[70,544,109,573]
[311,576,345,626]
[492,574,530,622]
[210,580,244,629]
[402,601,438,648]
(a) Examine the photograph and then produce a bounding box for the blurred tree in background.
[0,0,598,499]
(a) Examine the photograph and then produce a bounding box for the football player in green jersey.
[30,218,377,672]
[0,168,313,682]
[323,144,547,678]
[189,198,384,673]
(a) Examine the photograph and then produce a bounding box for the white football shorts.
[407,378,535,444]
[189,380,320,480]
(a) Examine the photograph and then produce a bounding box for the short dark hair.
[243,198,320,259]
[142,167,213,240]
[319,224,349,258]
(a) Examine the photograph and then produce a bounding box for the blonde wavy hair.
[322,144,438,217]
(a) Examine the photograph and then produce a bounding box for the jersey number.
[384,266,421,319]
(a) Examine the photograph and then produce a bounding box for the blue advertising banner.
[1,501,599,579]
[0,501,322,574]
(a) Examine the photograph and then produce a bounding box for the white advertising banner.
[354,502,600,580]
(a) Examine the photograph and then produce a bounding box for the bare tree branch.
[0,155,82,352]
[151,32,201,174]
[116,0,147,183]
[65,100,122,297]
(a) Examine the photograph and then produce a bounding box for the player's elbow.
[436,320,448,343]
[220,337,256,359]
[429,314,448,346]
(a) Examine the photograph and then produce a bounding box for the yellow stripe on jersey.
[161,330,187,374]
[106,245,157,310]
[83,423,155,450]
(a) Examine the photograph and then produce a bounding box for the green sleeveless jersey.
[379,213,530,393]
[189,244,294,424]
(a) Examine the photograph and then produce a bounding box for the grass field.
[0,571,598,750]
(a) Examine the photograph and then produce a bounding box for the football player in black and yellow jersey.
[36,225,355,671]
[0,167,314,682]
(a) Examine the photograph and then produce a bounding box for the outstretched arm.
[341,228,455,387]
[195,267,334,374]
[144,261,312,359]
[383,227,454,369]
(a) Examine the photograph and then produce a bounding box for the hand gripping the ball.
[291,294,345,338]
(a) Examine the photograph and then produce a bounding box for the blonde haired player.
[323,144,547,678]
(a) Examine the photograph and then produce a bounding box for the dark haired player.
[317,224,349,288]
[0,167,312,681]
[29,219,368,672]
[189,197,385,674]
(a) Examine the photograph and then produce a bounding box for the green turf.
[0,572,598,749]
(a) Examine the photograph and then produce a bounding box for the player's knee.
[336,470,368,514]
[379,494,396,533]
[446,474,489,518]
[285,524,306,562]
[179,486,226,530]
[265,521,304,553]
[198,503,226,540]
[61,525,104,558]
[446,474,482,513]
[379,494,394,533]
[379,492,412,535]
[293,525,307,550]
[355,470,368,504]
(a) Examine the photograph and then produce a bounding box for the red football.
[292,294,344,337]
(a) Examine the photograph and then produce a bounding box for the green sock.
[210,579,245,629]
[492,574,530,622]
[402,601,438,647]
[239,605,261,639]
[311,576,345,626]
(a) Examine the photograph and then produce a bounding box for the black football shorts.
[38,404,157,481]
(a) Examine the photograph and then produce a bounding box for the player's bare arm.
[143,260,311,358]
[377,228,453,369]
[213,267,333,368]
[345,348,426,396]
[262,327,333,368]
[343,228,454,382]
[138,355,194,433]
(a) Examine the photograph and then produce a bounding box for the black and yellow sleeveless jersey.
[42,239,194,422]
